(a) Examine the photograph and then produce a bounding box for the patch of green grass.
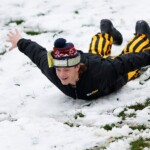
[128,98,150,111]
[6,20,24,25]
[145,98,150,106]
[118,108,127,120]
[130,137,150,150]
[64,122,74,127]
[110,136,125,143]
[86,145,106,150]
[130,125,148,131]
[74,112,85,119]
[0,50,6,55]
[25,31,47,36]
[128,103,146,111]
[103,123,116,131]
[15,20,24,25]
[115,136,124,140]
[128,113,136,118]
[117,98,150,120]
[64,122,80,127]
[118,121,123,124]
[86,136,124,150]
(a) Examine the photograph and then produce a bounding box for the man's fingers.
[8,31,15,38]
[6,34,13,42]
[6,29,22,51]
[15,29,19,34]
[8,47,13,51]
[7,29,18,38]
[6,38,10,42]
[8,45,15,51]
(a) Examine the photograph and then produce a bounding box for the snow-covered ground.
[0,0,150,150]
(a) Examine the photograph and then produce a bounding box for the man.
[7,19,150,100]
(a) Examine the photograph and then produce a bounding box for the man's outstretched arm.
[7,29,55,82]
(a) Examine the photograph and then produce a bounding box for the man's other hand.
[7,29,22,51]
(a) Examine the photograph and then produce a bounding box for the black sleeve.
[112,50,150,75]
[17,38,55,82]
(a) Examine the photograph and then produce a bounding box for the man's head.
[55,65,80,85]
[49,38,81,85]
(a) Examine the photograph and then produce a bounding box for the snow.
[0,0,150,149]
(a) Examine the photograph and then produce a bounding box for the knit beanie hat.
[47,38,81,67]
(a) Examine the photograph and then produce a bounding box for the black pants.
[89,33,150,80]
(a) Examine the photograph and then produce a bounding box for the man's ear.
[75,64,80,71]
[78,63,87,74]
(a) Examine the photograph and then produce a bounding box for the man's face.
[56,65,80,85]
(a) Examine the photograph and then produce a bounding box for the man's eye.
[56,69,61,72]
[64,69,69,71]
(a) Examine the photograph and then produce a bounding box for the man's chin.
[61,81,69,85]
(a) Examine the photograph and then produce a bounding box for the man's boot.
[100,19,123,45]
[135,20,150,39]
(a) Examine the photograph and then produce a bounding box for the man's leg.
[89,19,123,58]
[89,33,113,57]
[121,20,150,80]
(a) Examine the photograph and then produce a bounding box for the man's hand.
[7,29,22,51]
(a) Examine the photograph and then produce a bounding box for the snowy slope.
[0,0,150,150]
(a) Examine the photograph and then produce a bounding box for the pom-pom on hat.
[48,38,81,67]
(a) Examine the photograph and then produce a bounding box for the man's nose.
[60,71,65,77]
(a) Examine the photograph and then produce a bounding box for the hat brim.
[47,51,81,67]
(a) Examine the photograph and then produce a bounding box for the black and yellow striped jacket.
[17,39,150,100]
